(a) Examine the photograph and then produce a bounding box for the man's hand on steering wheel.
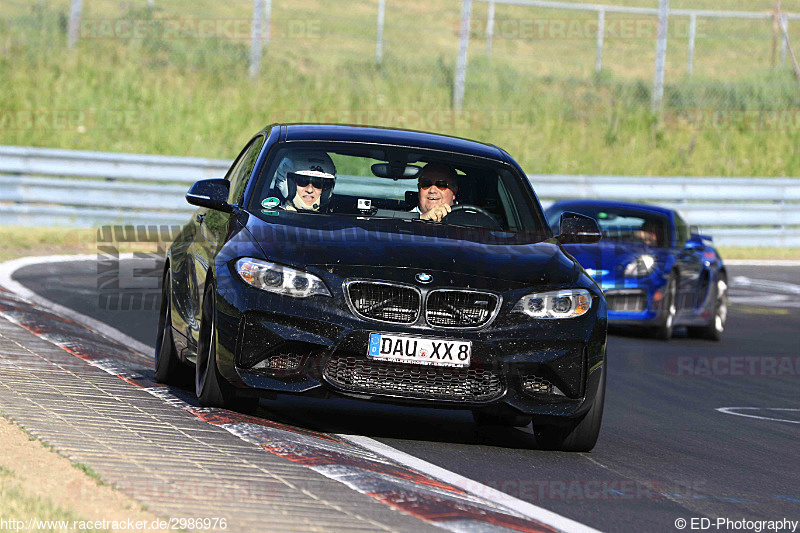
[420,204,451,222]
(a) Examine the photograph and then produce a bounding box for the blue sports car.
[545,200,727,340]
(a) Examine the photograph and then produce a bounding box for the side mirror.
[558,212,602,244]
[685,233,711,250]
[186,179,234,213]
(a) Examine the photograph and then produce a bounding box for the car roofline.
[256,123,506,161]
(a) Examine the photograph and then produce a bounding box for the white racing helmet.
[274,151,337,203]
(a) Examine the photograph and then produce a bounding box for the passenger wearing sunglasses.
[413,163,458,222]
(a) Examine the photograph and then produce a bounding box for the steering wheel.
[442,204,502,230]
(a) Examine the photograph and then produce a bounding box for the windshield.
[248,142,548,243]
[546,205,671,247]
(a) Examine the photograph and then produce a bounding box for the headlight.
[624,255,656,277]
[511,289,592,319]
[235,258,331,298]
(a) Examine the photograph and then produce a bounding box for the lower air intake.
[522,375,565,396]
[323,355,503,402]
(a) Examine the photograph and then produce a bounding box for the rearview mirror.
[371,163,421,179]
[558,212,602,244]
[185,179,234,213]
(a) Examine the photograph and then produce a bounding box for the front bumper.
[599,275,668,326]
[213,266,607,421]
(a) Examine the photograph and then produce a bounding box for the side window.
[674,213,690,246]
[228,136,265,205]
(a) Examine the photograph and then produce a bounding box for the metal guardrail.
[1,145,798,247]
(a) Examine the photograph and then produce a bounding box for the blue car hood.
[241,215,576,286]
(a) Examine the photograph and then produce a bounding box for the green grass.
[71,463,106,486]
[1,1,800,176]
[0,226,91,262]
[0,481,108,532]
[717,246,800,260]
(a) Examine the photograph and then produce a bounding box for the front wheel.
[533,368,605,452]
[154,269,190,385]
[195,286,258,412]
[653,273,677,341]
[687,274,727,341]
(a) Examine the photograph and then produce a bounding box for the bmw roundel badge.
[415,272,433,284]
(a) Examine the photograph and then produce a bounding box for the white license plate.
[367,333,471,368]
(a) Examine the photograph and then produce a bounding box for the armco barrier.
[0,145,798,247]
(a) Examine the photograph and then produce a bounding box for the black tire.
[154,269,190,385]
[195,286,260,412]
[472,410,531,428]
[653,273,678,341]
[687,274,727,341]
[533,368,605,452]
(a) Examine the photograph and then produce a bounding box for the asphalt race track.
[8,258,800,532]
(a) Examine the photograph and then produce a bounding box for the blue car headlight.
[236,258,331,298]
[624,254,656,277]
[511,289,592,319]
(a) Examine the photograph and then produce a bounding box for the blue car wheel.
[687,274,728,341]
[653,273,677,340]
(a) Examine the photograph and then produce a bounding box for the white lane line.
[731,276,800,295]
[0,255,154,358]
[338,434,602,533]
[723,260,800,267]
[716,407,800,425]
[728,275,800,308]
[3,254,600,533]
[728,295,800,308]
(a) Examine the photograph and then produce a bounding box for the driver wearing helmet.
[273,152,337,212]
[412,163,458,222]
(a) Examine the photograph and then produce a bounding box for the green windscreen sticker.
[261,197,280,209]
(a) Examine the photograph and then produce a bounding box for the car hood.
[241,214,576,286]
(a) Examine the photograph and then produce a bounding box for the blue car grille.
[605,289,647,312]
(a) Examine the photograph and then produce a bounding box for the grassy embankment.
[2,0,800,174]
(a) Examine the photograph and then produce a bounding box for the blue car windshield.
[547,206,671,247]
[248,142,549,243]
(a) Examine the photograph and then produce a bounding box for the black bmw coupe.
[155,124,608,451]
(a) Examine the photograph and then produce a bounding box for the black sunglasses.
[290,172,327,189]
[418,179,453,190]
